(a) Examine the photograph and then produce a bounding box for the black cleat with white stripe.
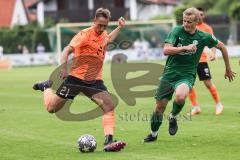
[33,80,52,91]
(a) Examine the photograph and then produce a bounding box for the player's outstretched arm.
[108,17,125,43]
[215,41,236,82]
[209,47,217,61]
[60,45,73,79]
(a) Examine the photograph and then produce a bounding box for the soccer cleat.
[190,106,201,115]
[216,103,223,115]
[103,135,126,152]
[33,80,53,91]
[104,135,113,145]
[168,113,178,136]
[104,141,126,152]
[143,133,157,143]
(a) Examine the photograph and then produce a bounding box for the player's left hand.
[224,68,236,82]
[209,53,216,61]
[118,17,125,28]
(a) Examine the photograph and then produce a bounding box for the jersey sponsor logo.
[177,39,197,56]
[178,51,196,55]
[179,37,184,41]
[177,43,196,55]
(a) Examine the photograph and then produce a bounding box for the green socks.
[172,100,185,116]
[150,100,185,132]
[151,112,163,132]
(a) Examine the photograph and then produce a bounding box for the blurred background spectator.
[36,43,46,54]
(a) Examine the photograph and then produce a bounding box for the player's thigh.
[155,79,174,101]
[51,94,68,107]
[92,91,115,113]
[56,75,83,100]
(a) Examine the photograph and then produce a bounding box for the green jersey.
[162,26,218,83]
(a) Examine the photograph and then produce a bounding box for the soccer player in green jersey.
[143,7,235,142]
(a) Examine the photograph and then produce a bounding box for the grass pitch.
[0,58,239,160]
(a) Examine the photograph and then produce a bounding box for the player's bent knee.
[155,104,165,113]
[155,107,164,114]
[44,100,57,113]
[104,104,115,113]
[45,104,56,113]
[204,80,212,88]
[46,107,56,114]
[205,83,212,89]
[44,94,65,113]
[175,94,186,104]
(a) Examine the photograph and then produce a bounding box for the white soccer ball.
[77,134,97,153]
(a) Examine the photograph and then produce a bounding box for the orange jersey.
[196,22,214,63]
[69,27,109,81]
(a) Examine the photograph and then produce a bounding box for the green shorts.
[154,77,193,101]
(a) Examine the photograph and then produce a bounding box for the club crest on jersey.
[193,40,198,45]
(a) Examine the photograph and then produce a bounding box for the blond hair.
[183,7,200,22]
[95,8,111,19]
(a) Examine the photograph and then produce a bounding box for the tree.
[182,0,239,17]
[229,3,240,21]
[173,6,188,25]
[182,0,215,12]
[0,23,50,54]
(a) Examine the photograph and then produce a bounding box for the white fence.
[1,53,56,66]
[1,45,240,67]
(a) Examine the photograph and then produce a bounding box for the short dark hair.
[95,8,111,19]
[197,7,205,12]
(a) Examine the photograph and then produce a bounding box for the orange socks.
[209,85,220,104]
[102,111,115,136]
[189,85,220,106]
[189,87,199,106]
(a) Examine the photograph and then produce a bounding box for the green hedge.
[0,22,50,54]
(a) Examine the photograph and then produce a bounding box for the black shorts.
[197,62,212,81]
[56,75,108,99]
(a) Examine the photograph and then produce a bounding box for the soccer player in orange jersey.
[189,7,223,115]
[33,8,126,152]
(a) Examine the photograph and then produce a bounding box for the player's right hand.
[60,67,68,79]
[118,17,125,28]
[184,44,197,53]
